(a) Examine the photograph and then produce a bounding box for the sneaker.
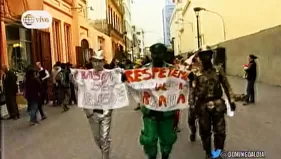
[134,106,141,111]
[41,116,47,120]
[190,134,196,142]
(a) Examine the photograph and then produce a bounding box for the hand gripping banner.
[71,68,129,110]
[124,67,190,111]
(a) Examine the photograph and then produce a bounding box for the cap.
[92,50,105,60]
[195,45,213,56]
[249,54,257,59]
[150,43,167,54]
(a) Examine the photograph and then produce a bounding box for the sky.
[131,0,165,47]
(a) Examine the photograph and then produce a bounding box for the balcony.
[110,0,124,15]
[90,19,110,35]
[108,23,124,38]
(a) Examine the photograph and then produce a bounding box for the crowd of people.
[0,42,258,159]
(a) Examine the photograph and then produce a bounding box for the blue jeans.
[28,100,39,122]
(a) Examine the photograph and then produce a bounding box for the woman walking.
[243,54,257,105]
[25,68,42,125]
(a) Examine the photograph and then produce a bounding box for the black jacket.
[246,61,257,81]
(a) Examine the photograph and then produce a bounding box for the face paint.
[92,59,104,71]
[151,51,165,67]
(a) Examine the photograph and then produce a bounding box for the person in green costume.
[139,43,177,159]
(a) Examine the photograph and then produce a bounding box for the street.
[2,76,281,159]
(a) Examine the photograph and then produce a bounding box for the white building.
[123,0,133,51]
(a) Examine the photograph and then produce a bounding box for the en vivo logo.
[21,10,52,29]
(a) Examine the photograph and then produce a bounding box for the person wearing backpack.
[56,63,70,112]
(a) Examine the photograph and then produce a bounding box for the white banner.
[124,67,190,111]
[71,68,129,110]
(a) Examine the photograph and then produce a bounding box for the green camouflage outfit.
[139,59,177,159]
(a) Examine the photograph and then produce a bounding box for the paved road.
[2,77,281,159]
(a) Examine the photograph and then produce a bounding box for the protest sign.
[71,68,129,110]
[124,67,190,111]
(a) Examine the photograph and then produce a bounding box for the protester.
[52,62,61,106]
[67,63,77,105]
[137,43,177,159]
[24,68,42,125]
[1,65,19,120]
[243,54,257,105]
[83,50,113,159]
[56,63,70,112]
[189,46,236,159]
[36,62,50,104]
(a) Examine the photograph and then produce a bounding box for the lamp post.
[193,7,226,41]
[194,7,202,48]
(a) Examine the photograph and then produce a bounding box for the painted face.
[198,51,213,63]
[151,51,165,67]
[92,59,104,71]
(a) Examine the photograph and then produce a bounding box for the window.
[64,23,71,62]
[110,8,113,24]
[115,14,117,30]
[98,37,105,50]
[52,20,61,61]
[113,12,115,28]
[108,6,110,23]
[5,26,32,73]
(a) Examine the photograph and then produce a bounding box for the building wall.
[170,3,185,55]
[43,0,75,64]
[163,5,175,46]
[176,0,281,85]
[220,25,281,86]
[179,0,281,48]
[107,0,125,57]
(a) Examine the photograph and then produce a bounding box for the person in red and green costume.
[139,43,177,159]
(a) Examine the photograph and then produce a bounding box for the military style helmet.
[195,45,213,56]
[150,43,167,54]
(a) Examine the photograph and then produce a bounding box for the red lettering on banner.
[134,69,143,82]
[81,71,93,79]
[142,91,151,105]
[177,94,186,104]
[159,95,167,106]
[158,68,167,78]
[152,68,160,78]
[124,70,134,83]
[171,69,180,78]
[155,83,167,91]
[179,83,183,89]
[143,68,152,80]
[125,68,190,82]
[179,71,188,80]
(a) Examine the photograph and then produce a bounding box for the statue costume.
[189,46,236,159]
[83,50,113,159]
[139,43,177,159]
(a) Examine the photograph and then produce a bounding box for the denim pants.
[28,100,39,122]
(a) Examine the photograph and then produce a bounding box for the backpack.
[58,70,70,88]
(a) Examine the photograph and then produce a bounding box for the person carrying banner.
[186,52,200,142]
[189,46,236,159]
[83,50,113,159]
[139,43,177,159]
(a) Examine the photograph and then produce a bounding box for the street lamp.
[194,7,226,41]
[194,7,202,48]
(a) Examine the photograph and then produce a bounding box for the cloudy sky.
[131,0,165,47]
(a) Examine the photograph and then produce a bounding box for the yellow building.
[107,0,125,58]
[171,0,281,85]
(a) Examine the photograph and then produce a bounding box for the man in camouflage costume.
[189,46,236,159]
[139,43,177,159]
